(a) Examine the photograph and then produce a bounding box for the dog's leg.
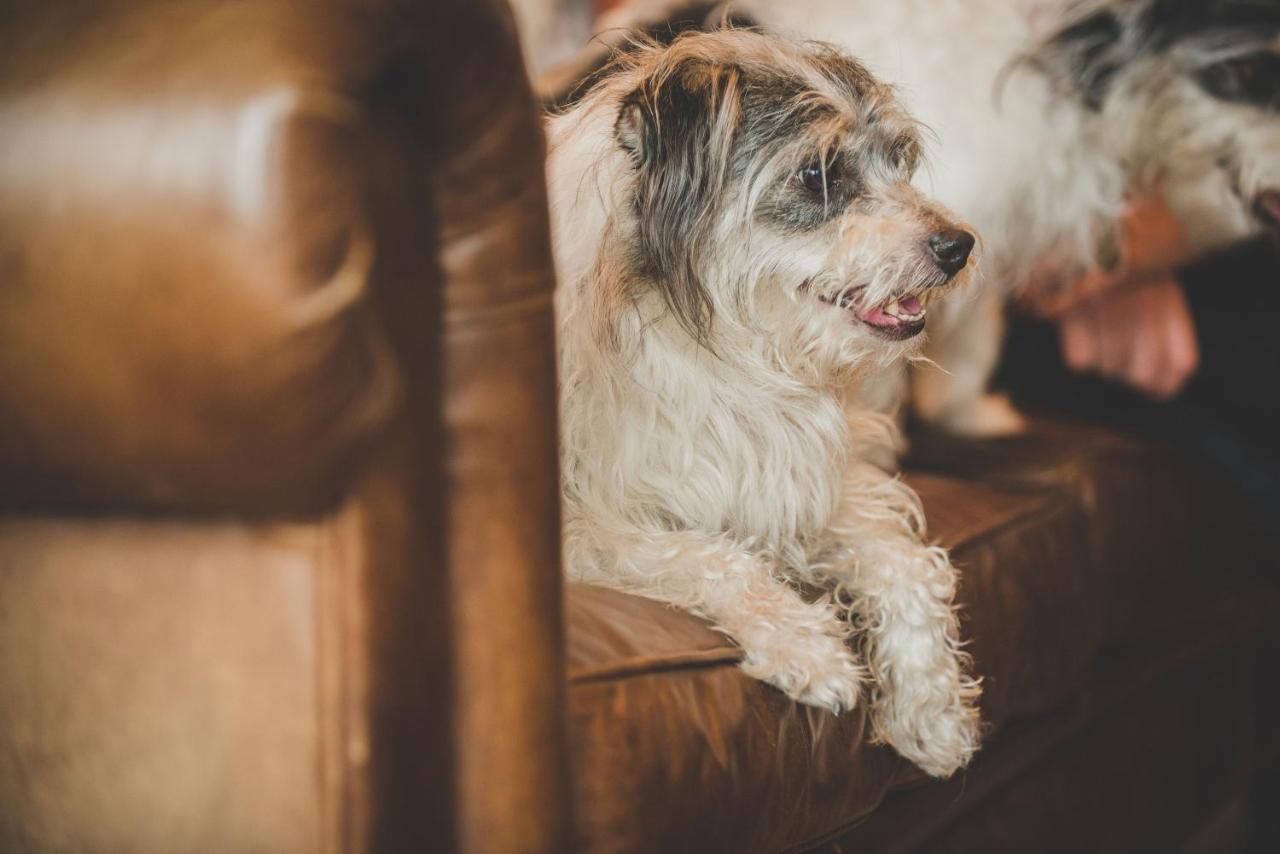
[805,426,981,776]
[911,287,1025,436]
[567,525,864,712]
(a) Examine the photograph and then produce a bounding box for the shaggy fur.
[601,0,1280,434]
[547,30,981,776]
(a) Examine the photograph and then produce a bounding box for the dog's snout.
[927,229,975,277]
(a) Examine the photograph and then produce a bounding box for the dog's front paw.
[877,679,981,777]
[739,628,864,713]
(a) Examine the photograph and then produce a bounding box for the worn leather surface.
[1,1,569,852]
[0,0,399,515]
[0,513,348,854]
[564,424,1206,853]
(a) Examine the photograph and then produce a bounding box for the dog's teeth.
[884,300,901,317]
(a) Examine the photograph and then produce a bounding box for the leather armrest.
[0,2,402,515]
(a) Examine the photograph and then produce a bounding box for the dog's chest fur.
[560,312,852,557]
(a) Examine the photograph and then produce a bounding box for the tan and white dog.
[547,30,981,776]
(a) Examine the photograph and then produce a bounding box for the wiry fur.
[602,0,1280,435]
[547,30,981,776]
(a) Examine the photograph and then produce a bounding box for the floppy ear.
[614,59,737,173]
[615,94,654,166]
[1036,9,1127,111]
[614,60,741,340]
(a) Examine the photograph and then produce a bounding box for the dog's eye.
[797,161,840,195]
[1196,53,1280,111]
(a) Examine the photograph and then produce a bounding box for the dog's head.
[1035,0,1280,248]
[595,30,977,375]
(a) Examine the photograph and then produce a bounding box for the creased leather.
[1,2,570,853]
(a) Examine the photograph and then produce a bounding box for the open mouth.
[818,289,928,340]
[1220,162,1280,235]
[1253,190,1280,233]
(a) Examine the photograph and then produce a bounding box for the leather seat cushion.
[811,591,1267,854]
[564,423,1195,852]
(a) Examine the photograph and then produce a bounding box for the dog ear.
[614,60,735,169]
[615,94,654,166]
[614,60,741,341]
[1035,9,1127,111]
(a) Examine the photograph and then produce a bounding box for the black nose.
[928,228,975,276]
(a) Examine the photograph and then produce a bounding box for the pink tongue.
[861,295,923,327]
[859,306,895,325]
[1261,192,1280,224]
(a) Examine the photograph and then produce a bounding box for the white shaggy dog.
[547,30,981,776]
[595,0,1280,435]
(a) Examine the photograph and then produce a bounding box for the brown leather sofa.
[1,2,1273,853]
